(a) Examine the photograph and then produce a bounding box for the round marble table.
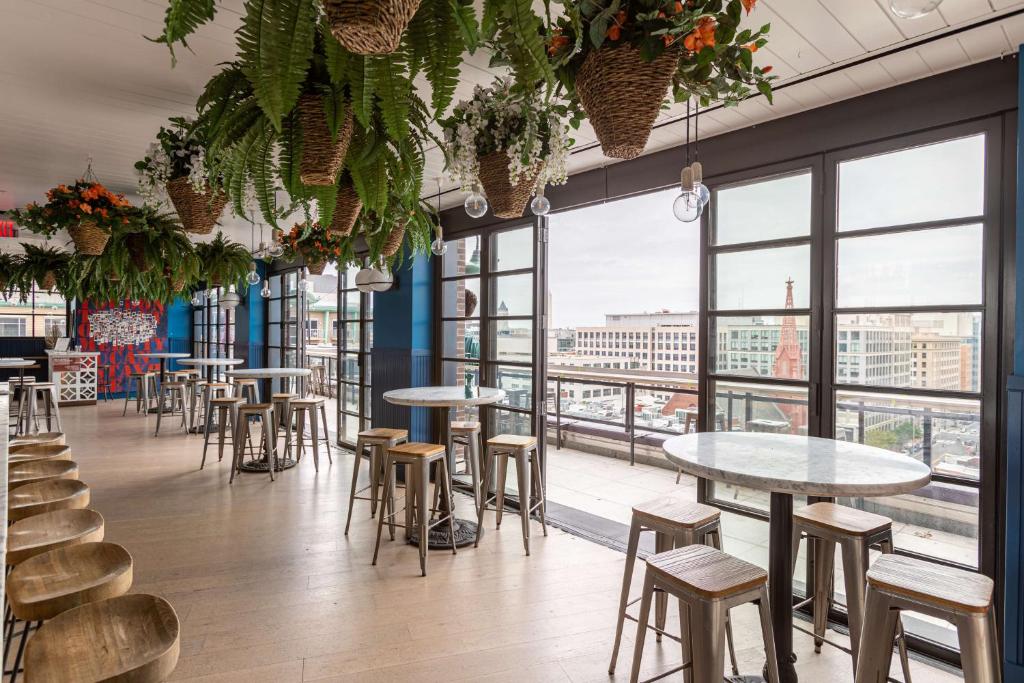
[663,432,931,683]
[383,386,506,548]
[177,357,244,382]
[225,368,313,473]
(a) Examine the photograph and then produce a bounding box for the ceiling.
[1,0,1023,246]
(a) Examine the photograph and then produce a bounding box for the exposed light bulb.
[695,182,710,207]
[246,262,261,285]
[260,280,271,298]
[268,242,284,258]
[889,0,943,18]
[431,236,448,256]
[530,189,551,216]
[672,192,702,222]
[464,183,488,218]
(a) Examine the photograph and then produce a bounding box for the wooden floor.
[57,400,963,682]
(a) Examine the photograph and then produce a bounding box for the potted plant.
[323,0,422,55]
[547,0,773,160]
[0,252,18,296]
[16,244,72,293]
[282,221,347,274]
[442,79,572,218]
[11,181,133,255]
[136,118,228,234]
[194,232,253,289]
[119,208,200,299]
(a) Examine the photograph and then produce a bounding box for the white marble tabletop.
[663,432,931,497]
[0,360,33,367]
[383,386,506,408]
[137,352,191,359]
[225,368,312,379]
[178,358,245,367]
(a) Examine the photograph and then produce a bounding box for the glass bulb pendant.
[260,280,272,298]
[268,242,284,258]
[695,182,710,207]
[464,183,488,218]
[530,190,551,217]
[672,191,702,223]
[889,0,943,18]
[246,262,261,285]
[431,236,448,256]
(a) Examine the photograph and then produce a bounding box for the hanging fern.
[151,0,218,64]
[370,52,413,141]
[484,0,554,93]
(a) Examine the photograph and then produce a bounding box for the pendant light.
[355,261,394,293]
[260,279,272,298]
[889,0,943,19]
[673,100,704,223]
[464,181,488,218]
[431,177,448,256]
[530,182,551,216]
[246,224,261,285]
[219,285,241,309]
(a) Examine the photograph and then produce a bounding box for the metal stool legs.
[474,445,547,555]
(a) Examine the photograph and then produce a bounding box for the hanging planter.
[464,288,477,317]
[165,178,228,235]
[306,260,327,275]
[125,233,152,273]
[476,152,541,219]
[381,221,406,257]
[323,0,422,55]
[298,94,354,186]
[574,45,679,161]
[67,219,111,256]
[330,181,362,236]
[282,222,346,271]
[38,271,57,292]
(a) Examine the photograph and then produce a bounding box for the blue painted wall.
[166,297,192,372]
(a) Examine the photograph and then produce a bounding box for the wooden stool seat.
[7,509,105,566]
[9,479,89,522]
[272,392,298,400]
[210,396,246,405]
[291,396,325,405]
[794,501,892,537]
[390,442,445,458]
[9,445,71,464]
[23,594,180,683]
[486,434,536,449]
[632,497,720,529]
[285,398,332,472]
[451,421,481,433]
[238,403,272,412]
[358,427,409,442]
[649,544,767,599]
[7,542,133,622]
[9,460,79,489]
[233,378,258,385]
[868,553,993,613]
[10,432,64,449]
[205,382,231,389]
[162,381,187,389]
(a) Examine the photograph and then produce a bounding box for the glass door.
[337,263,373,447]
[267,269,304,393]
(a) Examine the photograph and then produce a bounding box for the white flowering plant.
[441,80,577,192]
[134,117,218,204]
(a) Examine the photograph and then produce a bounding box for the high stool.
[9,460,79,490]
[19,383,62,435]
[23,594,180,683]
[186,377,208,430]
[372,443,456,577]
[792,502,911,679]
[448,421,482,512]
[345,428,409,534]
[9,445,71,466]
[97,365,113,402]
[10,378,36,436]
[609,497,739,677]
[198,382,231,433]
[170,370,193,382]
[9,432,64,449]
[474,434,547,555]
[231,404,277,482]
[201,396,246,469]
[154,381,189,436]
[233,378,260,404]
[6,509,105,567]
[288,397,332,471]
[7,543,134,682]
[271,392,298,444]
[122,372,158,416]
[630,544,780,683]
[9,480,89,522]
[856,554,998,683]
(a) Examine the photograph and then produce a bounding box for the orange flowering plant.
[282,222,349,266]
[548,0,774,106]
[11,180,133,237]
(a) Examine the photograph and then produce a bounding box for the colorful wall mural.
[77,300,167,394]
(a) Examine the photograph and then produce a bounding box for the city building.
[912,335,967,391]
[575,311,699,374]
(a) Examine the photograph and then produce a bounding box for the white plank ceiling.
[1,0,1023,243]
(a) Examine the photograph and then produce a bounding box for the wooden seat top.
[272,393,299,400]
[291,396,325,405]
[204,382,231,388]
[162,381,188,389]
[633,497,720,529]
[233,377,259,384]
[238,403,273,412]
[390,442,446,458]
[210,396,246,404]
[358,428,408,441]
[647,544,767,599]
[24,594,180,683]
[451,421,481,433]
[794,502,892,537]
[8,542,133,622]
[9,479,90,521]
[866,553,993,613]
[9,432,64,448]
[9,443,70,459]
[7,509,105,566]
[9,459,79,489]
[487,434,537,449]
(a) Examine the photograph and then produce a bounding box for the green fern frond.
[248,119,280,226]
[320,22,352,85]
[422,0,463,116]
[311,184,339,229]
[370,52,412,141]
[278,110,304,198]
[150,0,217,64]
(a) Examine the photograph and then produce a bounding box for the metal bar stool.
[345,428,409,534]
[122,372,158,416]
[233,378,260,404]
[9,378,35,436]
[186,377,208,431]
[448,421,482,513]
[271,392,298,447]
[856,554,998,683]
[630,544,781,683]
[154,381,189,436]
[97,364,113,402]
[5,542,133,682]
[609,497,739,677]
[474,434,547,555]
[791,501,911,680]
[287,397,333,472]
[372,442,456,577]
[19,382,62,435]
[202,396,246,469]
[231,403,277,482]
[198,382,231,434]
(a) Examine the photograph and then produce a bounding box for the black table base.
[408,518,478,549]
[769,492,800,683]
[238,456,298,473]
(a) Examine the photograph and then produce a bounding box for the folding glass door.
[337,264,373,447]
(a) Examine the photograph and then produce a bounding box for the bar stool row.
[609,494,999,683]
[346,423,548,576]
[4,432,181,682]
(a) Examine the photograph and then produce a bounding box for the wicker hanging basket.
[171,275,186,293]
[476,151,541,219]
[464,289,478,318]
[299,95,354,186]
[382,222,406,257]
[67,220,110,256]
[575,45,680,160]
[306,260,327,275]
[38,271,57,292]
[125,234,152,273]
[323,0,422,55]
[330,182,362,235]
[166,178,228,235]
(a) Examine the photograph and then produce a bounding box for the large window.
[191,288,234,362]
[0,285,67,337]
[266,270,304,393]
[337,263,373,446]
